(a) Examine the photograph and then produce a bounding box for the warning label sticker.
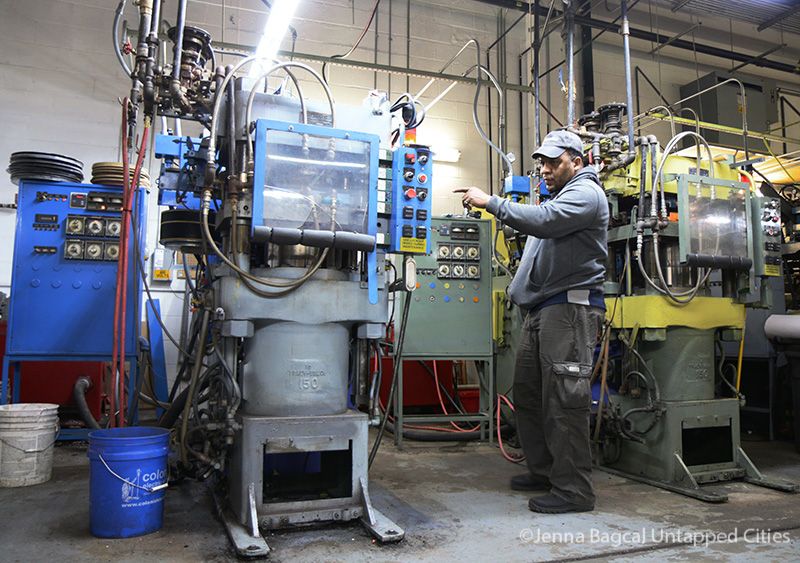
[399,237,426,253]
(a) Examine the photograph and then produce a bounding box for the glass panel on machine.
[685,181,749,261]
[261,129,371,233]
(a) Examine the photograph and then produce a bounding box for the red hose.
[117,122,149,426]
[111,100,149,427]
[110,101,129,427]
[432,361,480,432]
[497,394,525,463]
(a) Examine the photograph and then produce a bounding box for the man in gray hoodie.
[456,130,608,513]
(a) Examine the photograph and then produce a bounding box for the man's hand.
[453,187,490,209]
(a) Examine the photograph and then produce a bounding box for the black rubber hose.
[73,377,101,430]
[159,384,191,428]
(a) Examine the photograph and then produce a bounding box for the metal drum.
[242,321,349,416]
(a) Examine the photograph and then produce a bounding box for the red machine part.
[378,358,479,413]
[19,362,105,419]
[0,321,105,418]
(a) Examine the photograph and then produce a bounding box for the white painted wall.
[0,0,798,380]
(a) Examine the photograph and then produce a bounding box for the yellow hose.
[736,319,746,391]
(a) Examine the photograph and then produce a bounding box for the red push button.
[405,153,416,164]
[404,188,417,200]
[418,173,428,184]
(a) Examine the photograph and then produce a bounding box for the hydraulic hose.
[180,308,210,464]
[73,377,101,430]
[113,0,132,77]
[637,130,715,304]
[369,267,412,468]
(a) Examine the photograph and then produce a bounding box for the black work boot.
[510,474,550,491]
[528,493,594,513]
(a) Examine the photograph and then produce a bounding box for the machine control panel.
[398,217,493,357]
[753,196,782,277]
[388,145,433,254]
[6,180,142,357]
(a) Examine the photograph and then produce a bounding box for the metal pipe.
[487,50,493,191]
[170,0,192,111]
[565,1,575,126]
[415,39,479,99]
[533,0,541,147]
[226,65,236,179]
[638,136,648,219]
[620,0,636,167]
[143,0,162,108]
[113,0,132,76]
[635,77,749,159]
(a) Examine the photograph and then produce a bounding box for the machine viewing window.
[261,129,371,234]
[677,176,753,269]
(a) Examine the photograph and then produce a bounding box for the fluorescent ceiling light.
[249,0,301,78]
[432,147,461,163]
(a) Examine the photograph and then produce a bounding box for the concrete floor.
[1,437,799,562]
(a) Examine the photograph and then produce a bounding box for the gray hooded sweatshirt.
[486,166,608,310]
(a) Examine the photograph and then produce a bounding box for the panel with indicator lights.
[5,180,144,357]
[388,144,433,254]
[752,196,782,277]
[397,216,493,357]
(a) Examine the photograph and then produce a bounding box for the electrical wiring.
[129,212,193,359]
[369,263,412,468]
[321,0,382,84]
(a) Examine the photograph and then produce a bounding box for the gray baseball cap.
[531,130,583,159]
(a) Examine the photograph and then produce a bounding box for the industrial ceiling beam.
[649,22,701,54]
[670,0,694,13]
[757,2,800,32]
[729,44,786,73]
[470,0,798,75]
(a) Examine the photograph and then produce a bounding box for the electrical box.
[388,145,433,254]
[5,181,143,356]
[752,195,782,277]
[679,71,777,152]
[398,217,493,357]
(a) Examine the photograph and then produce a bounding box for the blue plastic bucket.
[87,427,170,538]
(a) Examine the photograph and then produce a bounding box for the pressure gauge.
[85,242,103,260]
[66,217,84,235]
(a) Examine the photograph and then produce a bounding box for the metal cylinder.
[242,321,349,416]
[642,240,693,289]
[636,328,715,401]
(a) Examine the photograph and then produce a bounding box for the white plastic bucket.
[0,403,59,487]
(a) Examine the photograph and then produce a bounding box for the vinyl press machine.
[114,0,453,554]
[491,0,799,504]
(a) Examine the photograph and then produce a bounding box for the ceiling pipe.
[470,0,798,75]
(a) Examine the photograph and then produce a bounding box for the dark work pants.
[513,303,602,506]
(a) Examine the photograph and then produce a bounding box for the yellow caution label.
[764,264,781,277]
[153,268,172,281]
[399,237,426,253]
